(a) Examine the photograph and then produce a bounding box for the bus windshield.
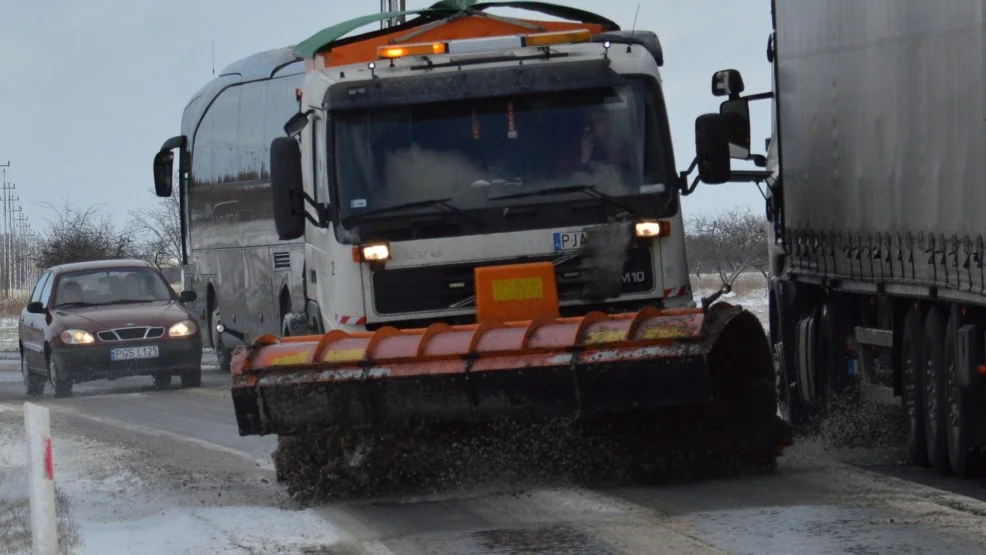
[332,78,672,223]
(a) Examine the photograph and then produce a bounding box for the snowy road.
[4,353,986,554]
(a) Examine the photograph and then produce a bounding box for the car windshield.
[53,268,174,307]
[333,78,671,223]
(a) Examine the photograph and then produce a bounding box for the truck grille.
[371,247,654,315]
[97,327,166,342]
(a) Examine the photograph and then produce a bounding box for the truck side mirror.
[270,136,306,241]
[694,114,731,185]
[719,97,751,160]
[153,150,174,198]
[711,69,745,98]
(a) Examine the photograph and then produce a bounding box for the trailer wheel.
[945,316,981,478]
[922,307,950,473]
[901,306,930,467]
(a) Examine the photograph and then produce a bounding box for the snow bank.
[0,407,82,554]
[0,404,346,554]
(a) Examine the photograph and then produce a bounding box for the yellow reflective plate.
[322,348,366,362]
[271,352,310,366]
[492,277,544,302]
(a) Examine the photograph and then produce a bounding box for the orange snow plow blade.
[230,261,790,460]
[231,305,757,436]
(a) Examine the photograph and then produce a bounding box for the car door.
[20,271,51,369]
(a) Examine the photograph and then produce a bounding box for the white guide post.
[24,402,58,555]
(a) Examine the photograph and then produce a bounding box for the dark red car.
[19,259,203,397]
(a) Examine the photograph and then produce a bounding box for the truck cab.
[271,23,706,335]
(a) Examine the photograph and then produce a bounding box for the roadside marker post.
[24,402,58,555]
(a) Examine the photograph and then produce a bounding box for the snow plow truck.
[152,0,792,494]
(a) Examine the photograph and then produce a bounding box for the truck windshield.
[333,78,671,223]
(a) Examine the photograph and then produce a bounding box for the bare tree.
[685,208,768,285]
[34,199,140,269]
[126,190,181,269]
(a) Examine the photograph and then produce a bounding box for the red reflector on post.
[978,364,986,375]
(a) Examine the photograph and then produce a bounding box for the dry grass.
[0,299,25,319]
[0,476,82,555]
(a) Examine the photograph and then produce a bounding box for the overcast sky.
[0,0,774,236]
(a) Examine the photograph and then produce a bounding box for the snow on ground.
[691,272,769,330]
[0,404,345,554]
[0,317,19,353]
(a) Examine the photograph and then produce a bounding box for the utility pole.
[0,173,14,299]
[14,209,27,294]
[6,193,18,299]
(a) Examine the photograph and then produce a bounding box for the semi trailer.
[751,0,986,477]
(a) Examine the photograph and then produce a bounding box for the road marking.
[45,405,275,472]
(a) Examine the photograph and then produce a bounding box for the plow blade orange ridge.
[230,307,733,437]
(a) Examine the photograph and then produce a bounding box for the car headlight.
[61,329,95,345]
[169,320,198,338]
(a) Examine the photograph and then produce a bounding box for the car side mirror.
[719,98,751,160]
[26,301,45,314]
[179,290,197,303]
[694,114,731,185]
[270,136,306,241]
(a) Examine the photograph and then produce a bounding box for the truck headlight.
[635,221,669,238]
[361,243,390,262]
[61,329,95,345]
[169,320,198,338]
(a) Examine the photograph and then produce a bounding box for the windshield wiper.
[56,302,95,308]
[101,299,154,305]
[345,198,485,226]
[487,185,639,216]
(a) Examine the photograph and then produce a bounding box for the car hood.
[52,301,192,331]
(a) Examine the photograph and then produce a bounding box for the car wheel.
[180,368,202,388]
[22,354,45,398]
[49,359,73,398]
[153,373,172,389]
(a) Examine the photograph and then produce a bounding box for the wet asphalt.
[2,352,986,554]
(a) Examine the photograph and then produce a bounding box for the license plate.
[552,231,586,252]
[110,345,160,361]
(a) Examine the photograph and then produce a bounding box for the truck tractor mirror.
[153,150,174,198]
[711,69,745,98]
[284,110,312,137]
[720,97,751,160]
[270,136,306,241]
[694,113,731,185]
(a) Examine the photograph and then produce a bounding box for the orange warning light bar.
[522,29,593,48]
[376,28,593,60]
[378,42,447,59]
